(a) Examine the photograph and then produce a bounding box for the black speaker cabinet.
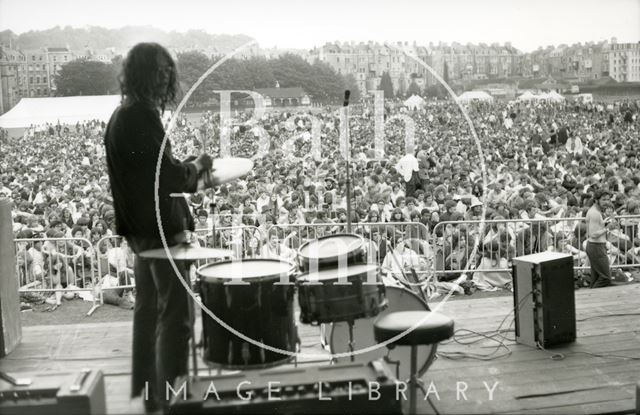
[0,198,21,357]
[512,252,576,348]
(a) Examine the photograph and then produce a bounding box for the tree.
[244,57,277,89]
[425,84,447,99]
[407,80,421,96]
[55,59,118,96]
[268,55,347,102]
[176,51,213,105]
[343,74,361,102]
[397,73,407,97]
[378,72,394,99]
[443,61,450,84]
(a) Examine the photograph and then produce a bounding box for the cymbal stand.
[182,218,200,381]
[186,261,199,380]
[348,319,356,362]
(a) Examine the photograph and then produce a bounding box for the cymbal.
[139,243,234,260]
[215,157,254,181]
[197,157,253,190]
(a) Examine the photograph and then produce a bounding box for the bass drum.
[330,285,432,382]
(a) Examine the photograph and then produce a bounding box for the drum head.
[330,285,432,381]
[198,259,294,282]
[297,263,378,283]
[298,234,363,261]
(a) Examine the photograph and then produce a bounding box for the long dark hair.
[119,43,178,112]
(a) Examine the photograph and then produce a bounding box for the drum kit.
[140,158,434,384]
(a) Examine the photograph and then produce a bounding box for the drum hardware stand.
[343,90,353,234]
[187,260,200,380]
[181,217,201,382]
[294,338,301,368]
[319,324,331,351]
[383,351,402,380]
[347,319,356,362]
[199,129,217,253]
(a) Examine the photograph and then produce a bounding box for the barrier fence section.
[431,215,640,278]
[17,216,638,314]
[266,222,433,279]
[95,235,137,309]
[14,236,100,315]
[94,226,266,309]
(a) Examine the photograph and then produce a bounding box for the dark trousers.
[586,241,611,288]
[131,255,191,408]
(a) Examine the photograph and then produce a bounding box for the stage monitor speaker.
[0,198,21,357]
[0,369,106,415]
[512,252,576,348]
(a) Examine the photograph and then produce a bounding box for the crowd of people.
[2,95,640,307]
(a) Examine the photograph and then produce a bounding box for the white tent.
[546,90,565,102]
[517,90,538,101]
[456,90,494,103]
[0,95,120,136]
[403,94,426,110]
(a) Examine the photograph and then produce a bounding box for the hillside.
[0,26,253,51]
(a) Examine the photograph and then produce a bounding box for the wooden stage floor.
[1,284,638,414]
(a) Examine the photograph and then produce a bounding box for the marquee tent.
[517,90,538,101]
[545,90,565,102]
[456,90,493,103]
[0,95,121,137]
[403,94,426,110]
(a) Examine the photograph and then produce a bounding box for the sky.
[1,0,639,51]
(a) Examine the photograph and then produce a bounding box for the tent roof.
[404,94,426,107]
[456,90,493,102]
[546,90,565,100]
[517,90,538,100]
[537,91,564,102]
[0,95,121,129]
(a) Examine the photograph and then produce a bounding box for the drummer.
[104,42,215,414]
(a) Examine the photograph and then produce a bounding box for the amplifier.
[513,252,576,348]
[169,360,402,414]
[0,369,106,415]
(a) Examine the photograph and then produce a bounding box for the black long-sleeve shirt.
[104,102,198,247]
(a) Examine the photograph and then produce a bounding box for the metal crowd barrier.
[211,214,259,227]
[431,215,640,278]
[93,227,265,311]
[14,237,100,315]
[17,216,638,314]
[95,235,137,310]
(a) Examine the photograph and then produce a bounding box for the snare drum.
[330,285,432,382]
[297,263,386,324]
[198,259,298,369]
[297,234,366,273]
